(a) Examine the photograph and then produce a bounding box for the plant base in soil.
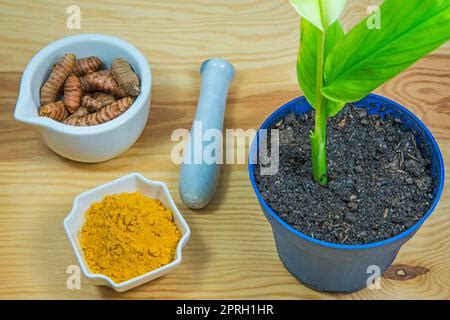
[255,104,435,245]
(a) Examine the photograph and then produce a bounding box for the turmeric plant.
[289,0,450,185]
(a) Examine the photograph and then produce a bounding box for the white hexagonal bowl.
[63,173,190,292]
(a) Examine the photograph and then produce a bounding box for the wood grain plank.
[0,0,449,299]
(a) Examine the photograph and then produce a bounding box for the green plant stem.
[311,29,328,185]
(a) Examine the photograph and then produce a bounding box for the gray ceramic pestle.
[179,58,235,209]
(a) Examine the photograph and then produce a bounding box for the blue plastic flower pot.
[248,94,445,293]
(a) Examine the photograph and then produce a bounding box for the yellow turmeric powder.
[79,192,181,283]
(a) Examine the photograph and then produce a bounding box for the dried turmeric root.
[40,53,76,105]
[81,92,115,112]
[39,101,69,121]
[92,91,117,101]
[73,56,102,76]
[112,58,141,96]
[65,97,134,126]
[64,74,82,113]
[39,53,141,126]
[79,70,127,97]
[63,107,90,125]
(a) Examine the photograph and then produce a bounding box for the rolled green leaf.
[297,19,344,108]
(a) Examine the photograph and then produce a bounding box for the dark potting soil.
[254,104,435,245]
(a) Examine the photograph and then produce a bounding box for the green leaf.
[326,100,345,117]
[322,0,450,103]
[289,0,347,31]
[297,19,344,108]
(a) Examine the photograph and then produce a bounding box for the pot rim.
[248,93,445,250]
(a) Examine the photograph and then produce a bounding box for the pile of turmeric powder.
[79,192,181,283]
[39,54,141,126]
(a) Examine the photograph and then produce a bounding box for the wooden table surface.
[0,0,449,300]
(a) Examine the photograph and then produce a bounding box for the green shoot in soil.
[290,0,450,185]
